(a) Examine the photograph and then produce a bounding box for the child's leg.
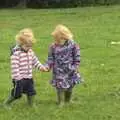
[4,80,22,105]
[3,95,15,109]
[26,95,34,106]
[24,78,36,106]
[56,88,64,105]
[64,87,72,103]
[4,95,15,105]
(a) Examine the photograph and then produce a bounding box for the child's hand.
[40,66,49,72]
[45,66,50,71]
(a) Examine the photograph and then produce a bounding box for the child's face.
[54,36,60,44]
[53,34,63,44]
[22,43,32,51]
[53,36,66,45]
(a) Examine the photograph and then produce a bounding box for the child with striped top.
[4,28,47,108]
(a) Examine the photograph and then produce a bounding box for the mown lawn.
[0,5,120,120]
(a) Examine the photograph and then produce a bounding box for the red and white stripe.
[11,49,43,81]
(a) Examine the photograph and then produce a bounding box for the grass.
[0,5,120,120]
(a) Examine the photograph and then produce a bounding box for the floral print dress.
[47,40,81,89]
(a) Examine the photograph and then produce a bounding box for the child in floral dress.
[46,24,81,106]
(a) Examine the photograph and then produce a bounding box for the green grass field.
[0,5,120,120]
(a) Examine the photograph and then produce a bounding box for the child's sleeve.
[11,51,21,80]
[70,43,80,71]
[32,51,44,70]
[45,45,54,69]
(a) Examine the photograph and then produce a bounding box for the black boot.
[3,96,15,109]
[65,91,72,103]
[4,96,15,105]
[57,89,64,107]
[27,96,34,107]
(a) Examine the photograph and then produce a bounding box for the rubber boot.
[65,91,72,103]
[27,96,34,107]
[3,96,15,109]
[57,89,64,107]
[4,96,15,105]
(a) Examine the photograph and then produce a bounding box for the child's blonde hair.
[16,28,36,45]
[51,24,73,40]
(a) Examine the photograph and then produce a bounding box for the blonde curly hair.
[51,24,73,40]
[16,28,36,45]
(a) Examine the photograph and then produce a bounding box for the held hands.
[40,65,50,72]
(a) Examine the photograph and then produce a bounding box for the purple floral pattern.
[47,40,81,89]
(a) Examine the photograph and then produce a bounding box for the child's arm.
[32,51,47,72]
[45,45,54,71]
[72,43,87,86]
[11,50,21,80]
[71,43,80,71]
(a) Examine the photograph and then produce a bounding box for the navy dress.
[47,40,81,89]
